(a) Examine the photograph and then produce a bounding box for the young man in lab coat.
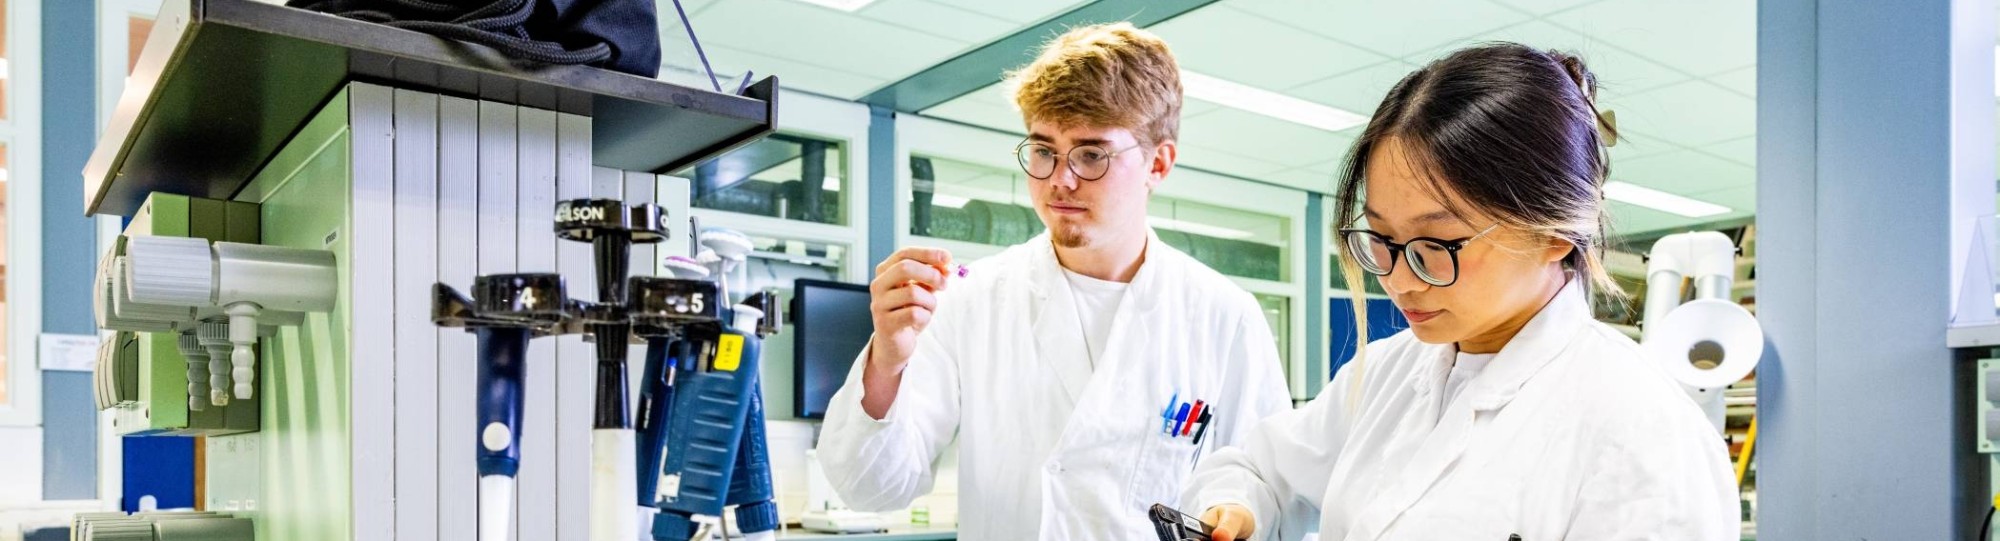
[813,22,1293,539]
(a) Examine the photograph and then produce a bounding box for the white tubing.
[480,475,516,541]
[591,428,638,541]
[226,302,261,399]
[1642,231,1740,341]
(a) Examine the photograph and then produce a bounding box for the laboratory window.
[687,133,849,225]
[907,154,1042,248]
[1148,197,1289,283]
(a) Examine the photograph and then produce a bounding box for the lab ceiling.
[655,0,1757,237]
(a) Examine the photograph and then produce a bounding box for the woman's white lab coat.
[816,232,1292,540]
[1186,281,1740,541]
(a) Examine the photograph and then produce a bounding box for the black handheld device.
[1149,503,1214,541]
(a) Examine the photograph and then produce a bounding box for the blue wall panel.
[1327,297,1406,380]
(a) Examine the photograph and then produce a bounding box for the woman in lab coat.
[1183,44,1741,541]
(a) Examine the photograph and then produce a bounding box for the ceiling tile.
[1708,65,1755,98]
[692,0,971,87]
[924,0,1088,24]
[662,0,723,16]
[1605,134,1674,161]
[1410,20,1691,93]
[1487,0,1610,16]
[1178,107,1357,171]
[1699,136,1756,167]
[1615,149,1756,196]
[1601,80,1755,148]
[1611,208,1754,238]
[1150,6,1389,90]
[1607,204,1750,237]
[1228,0,1532,59]
[922,95,1027,133]
[1693,185,1756,210]
[1606,201,1687,236]
[1176,144,1295,180]
[858,0,1020,42]
[1306,159,1341,173]
[1172,99,1224,124]
[1260,165,1341,193]
[660,43,886,98]
[930,82,1016,111]
[1289,60,1419,118]
[1548,0,1754,77]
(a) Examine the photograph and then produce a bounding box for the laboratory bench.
[775,524,958,540]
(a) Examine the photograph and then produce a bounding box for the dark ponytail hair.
[1333,43,1621,390]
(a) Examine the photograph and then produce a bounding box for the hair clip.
[1597,109,1619,148]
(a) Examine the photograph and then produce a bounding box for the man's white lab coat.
[817,232,1292,539]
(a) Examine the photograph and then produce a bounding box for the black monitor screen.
[793,278,874,419]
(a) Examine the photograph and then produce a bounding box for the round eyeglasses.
[1339,223,1501,287]
[1013,140,1142,181]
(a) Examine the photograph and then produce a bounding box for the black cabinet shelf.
[85,0,778,216]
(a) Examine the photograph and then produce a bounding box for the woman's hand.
[1201,504,1256,541]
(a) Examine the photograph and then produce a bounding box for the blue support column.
[866,104,896,276]
[40,0,97,501]
[1756,0,1991,537]
[1303,194,1326,397]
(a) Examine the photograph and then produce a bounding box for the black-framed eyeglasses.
[1339,223,1501,287]
[1013,140,1142,181]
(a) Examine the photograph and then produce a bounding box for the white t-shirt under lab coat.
[1063,267,1129,374]
[1438,351,1494,422]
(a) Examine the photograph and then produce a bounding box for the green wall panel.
[208,88,354,541]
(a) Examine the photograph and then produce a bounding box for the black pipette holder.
[552,199,667,429]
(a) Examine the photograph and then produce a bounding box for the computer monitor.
[792,278,873,419]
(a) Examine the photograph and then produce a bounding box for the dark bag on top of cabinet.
[285,0,663,78]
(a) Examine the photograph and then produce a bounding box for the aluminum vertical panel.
[475,99,520,541]
[435,95,481,541]
[514,105,560,541]
[592,167,624,201]
[348,82,398,541]
[553,113,595,541]
[391,88,441,541]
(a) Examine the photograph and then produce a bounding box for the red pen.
[1184,400,1206,436]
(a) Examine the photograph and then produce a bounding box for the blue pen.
[1161,392,1179,435]
[1172,403,1192,436]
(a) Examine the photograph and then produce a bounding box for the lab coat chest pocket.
[1127,434,1199,508]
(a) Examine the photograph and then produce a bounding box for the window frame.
[0,0,46,427]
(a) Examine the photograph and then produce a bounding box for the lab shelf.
[85,0,777,217]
